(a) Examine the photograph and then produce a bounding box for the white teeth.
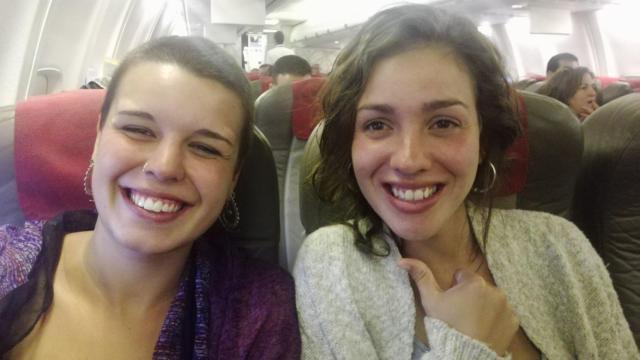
[414,188,424,201]
[405,189,415,201]
[391,185,438,202]
[128,190,183,213]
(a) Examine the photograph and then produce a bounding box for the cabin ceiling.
[262,0,618,48]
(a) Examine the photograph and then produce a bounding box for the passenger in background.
[310,63,322,77]
[271,55,312,86]
[546,52,579,77]
[294,4,638,359]
[0,36,299,359]
[537,66,600,121]
[522,52,579,92]
[259,63,273,77]
[266,30,295,65]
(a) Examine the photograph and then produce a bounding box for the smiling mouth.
[388,184,442,201]
[125,189,186,213]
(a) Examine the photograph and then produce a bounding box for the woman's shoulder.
[486,207,585,246]
[294,223,363,272]
[485,207,602,273]
[301,223,356,252]
[0,220,46,298]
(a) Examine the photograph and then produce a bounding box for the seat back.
[572,93,640,345]
[299,90,583,235]
[254,77,324,269]
[516,91,583,218]
[2,90,280,263]
[0,105,24,226]
[602,82,634,105]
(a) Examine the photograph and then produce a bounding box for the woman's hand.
[398,258,519,356]
[578,101,599,121]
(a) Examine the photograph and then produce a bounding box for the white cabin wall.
[112,0,169,59]
[20,0,110,98]
[78,0,133,82]
[596,2,640,77]
[489,23,520,82]
[505,12,594,79]
[0,0,45,107]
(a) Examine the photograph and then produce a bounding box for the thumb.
[398,258,443,305]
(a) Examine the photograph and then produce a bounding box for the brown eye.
[364,120,388,131]
[431,118,458,130]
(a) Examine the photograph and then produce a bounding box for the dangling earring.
[473,161,497,194]
[220,192,240,230]
[83,159,95,202]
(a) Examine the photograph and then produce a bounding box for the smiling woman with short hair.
[0,36,300,360]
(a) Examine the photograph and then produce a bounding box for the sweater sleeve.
[553,218,640,359]
[421,317,511,360]
[293,226,380,360]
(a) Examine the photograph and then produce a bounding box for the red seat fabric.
[498,93,529,196]
[14,90,103,219]
[290,78,325,140]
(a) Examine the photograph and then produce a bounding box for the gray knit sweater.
[293,207,639,359]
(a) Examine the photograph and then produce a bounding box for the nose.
[142,141,185,182]
[389,131,430,176]
[587,85,597,97]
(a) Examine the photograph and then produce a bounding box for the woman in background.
[538,66,600,121]
[294,4,637,359]
[0,36,299,359]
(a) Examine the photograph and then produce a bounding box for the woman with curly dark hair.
[293,4,637,359]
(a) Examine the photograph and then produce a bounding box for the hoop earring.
[220,192,240,230]
[83,160,95,202]
[473,162,497,194]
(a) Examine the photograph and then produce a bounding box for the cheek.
[351,136,380,182]
[191,163,236,203]
[445,138,480,181]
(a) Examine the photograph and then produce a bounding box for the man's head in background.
[274,31,285,45]
[546,53,579,77]
[259,64,272,77]
[272,55,312,86]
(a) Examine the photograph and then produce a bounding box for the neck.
[400,205,481,289]
[70,221,193,312]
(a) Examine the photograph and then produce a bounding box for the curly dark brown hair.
[312,4,520,255]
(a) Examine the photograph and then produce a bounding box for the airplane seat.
[0,105,25,226]
[524,81,545,93]
[0,89,281,264]
[254,77,325,269]
[572,93,640,346]
[602,82,634,105]
[249,76,273,102]
[299,90,583,236]
[514,90,583,218]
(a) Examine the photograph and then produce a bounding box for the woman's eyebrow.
[357,103,394,114]
[422,99,468,112]
[357,99,468,114]
[117,110,155,120]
